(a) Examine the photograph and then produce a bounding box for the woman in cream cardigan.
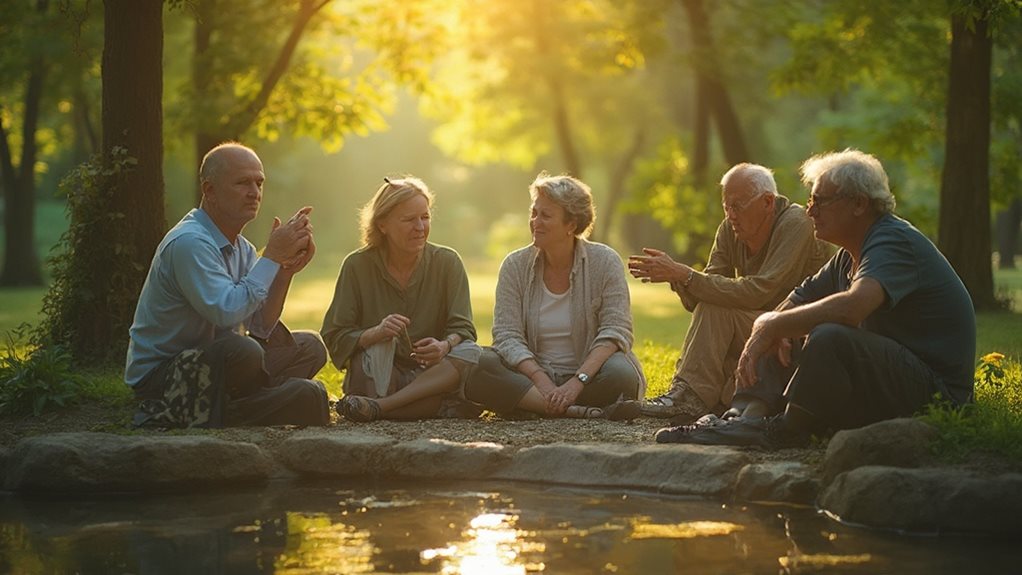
[465,173,645,419]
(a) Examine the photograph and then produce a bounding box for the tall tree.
[0,0,50,286]
[678,0,749,185]
[64,0,164,359]
[939,6,995,309]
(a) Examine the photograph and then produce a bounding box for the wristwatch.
[576,372,591,385]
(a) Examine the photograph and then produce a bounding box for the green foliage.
[921,352,1022,462]
[625,136,718,263]
[34,148,140,363]
[421,0,669,169]
[0,325,83,416]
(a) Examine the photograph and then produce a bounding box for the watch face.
[577,373,590,384]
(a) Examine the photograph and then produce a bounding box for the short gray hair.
[800,149,896,214]
[359,176,434,248]
[199,141,256,183]
[529,173,595,238]
[720,163,778,197]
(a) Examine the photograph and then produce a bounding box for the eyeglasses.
[806,193,845,211]
[722,193,764,214]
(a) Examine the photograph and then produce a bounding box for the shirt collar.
[193,208,233,250]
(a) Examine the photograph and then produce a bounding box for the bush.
[0,325,84,416]
[920,352,1022,462]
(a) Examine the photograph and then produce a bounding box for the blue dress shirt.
[125,208,280,385]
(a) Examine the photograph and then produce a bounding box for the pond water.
[0,479,1016,574]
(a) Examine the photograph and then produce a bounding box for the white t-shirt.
[536,283,577,374]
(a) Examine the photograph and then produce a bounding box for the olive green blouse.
[321,243,477,370]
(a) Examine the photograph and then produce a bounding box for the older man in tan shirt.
[628,163,830,422]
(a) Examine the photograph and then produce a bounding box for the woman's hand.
[412,337,450,368]
[372,314,411,344]
[546,377,584,415]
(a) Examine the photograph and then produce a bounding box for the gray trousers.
[465,348,641,414]
[135,326,329,426]
[734,323,946,430]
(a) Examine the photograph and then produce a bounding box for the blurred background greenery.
[1,0,1020,375]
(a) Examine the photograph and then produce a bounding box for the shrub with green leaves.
[0,326,84,416]
[921,352,1022,462]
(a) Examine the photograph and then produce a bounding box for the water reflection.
[421,512,546,574]
[0,481,1017,574]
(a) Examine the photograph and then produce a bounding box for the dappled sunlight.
[629,520,744,540]
[420,512,546,574]
[275,513,378,574]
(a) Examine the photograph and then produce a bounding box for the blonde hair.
[800,149,896,214]
[529,173,595,238]
[359,177,434,248]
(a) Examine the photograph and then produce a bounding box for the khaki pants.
[670,303,761,411]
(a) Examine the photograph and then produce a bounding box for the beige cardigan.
[491,238,647,397]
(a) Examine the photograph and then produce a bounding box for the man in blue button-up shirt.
[126,142,329,427]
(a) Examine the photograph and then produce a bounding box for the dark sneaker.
[654,415,810,450]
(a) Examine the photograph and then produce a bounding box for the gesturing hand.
[627,248,688,284]
[264,206,313,264]
[282,235,316,274]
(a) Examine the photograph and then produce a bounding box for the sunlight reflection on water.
[0,481,1017,574]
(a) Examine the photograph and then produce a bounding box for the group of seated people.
[125,142,976,449]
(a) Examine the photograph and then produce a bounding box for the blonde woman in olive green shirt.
[322,177,481,421]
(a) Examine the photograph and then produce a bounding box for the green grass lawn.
[2,259,1019,400]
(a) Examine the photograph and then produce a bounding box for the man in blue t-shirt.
[655,149,976,449]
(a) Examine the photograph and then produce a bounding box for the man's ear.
[851,194,870,216]
[200,179,215,205]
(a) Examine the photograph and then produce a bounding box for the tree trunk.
[938,12,995,309]
[0,0,48,287]
[995,197,1021,269]
[592,128,645,243]
[77,0,165,358]
[680,0,749,172]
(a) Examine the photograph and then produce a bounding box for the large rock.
[277,434,508,479]
[822,418,938,484]
[377,439,508,479]
[276,432,396,477]
[820,466,1022,535]
[491,443,751,496]
[3,432,272,493]
[733,462,819,505]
